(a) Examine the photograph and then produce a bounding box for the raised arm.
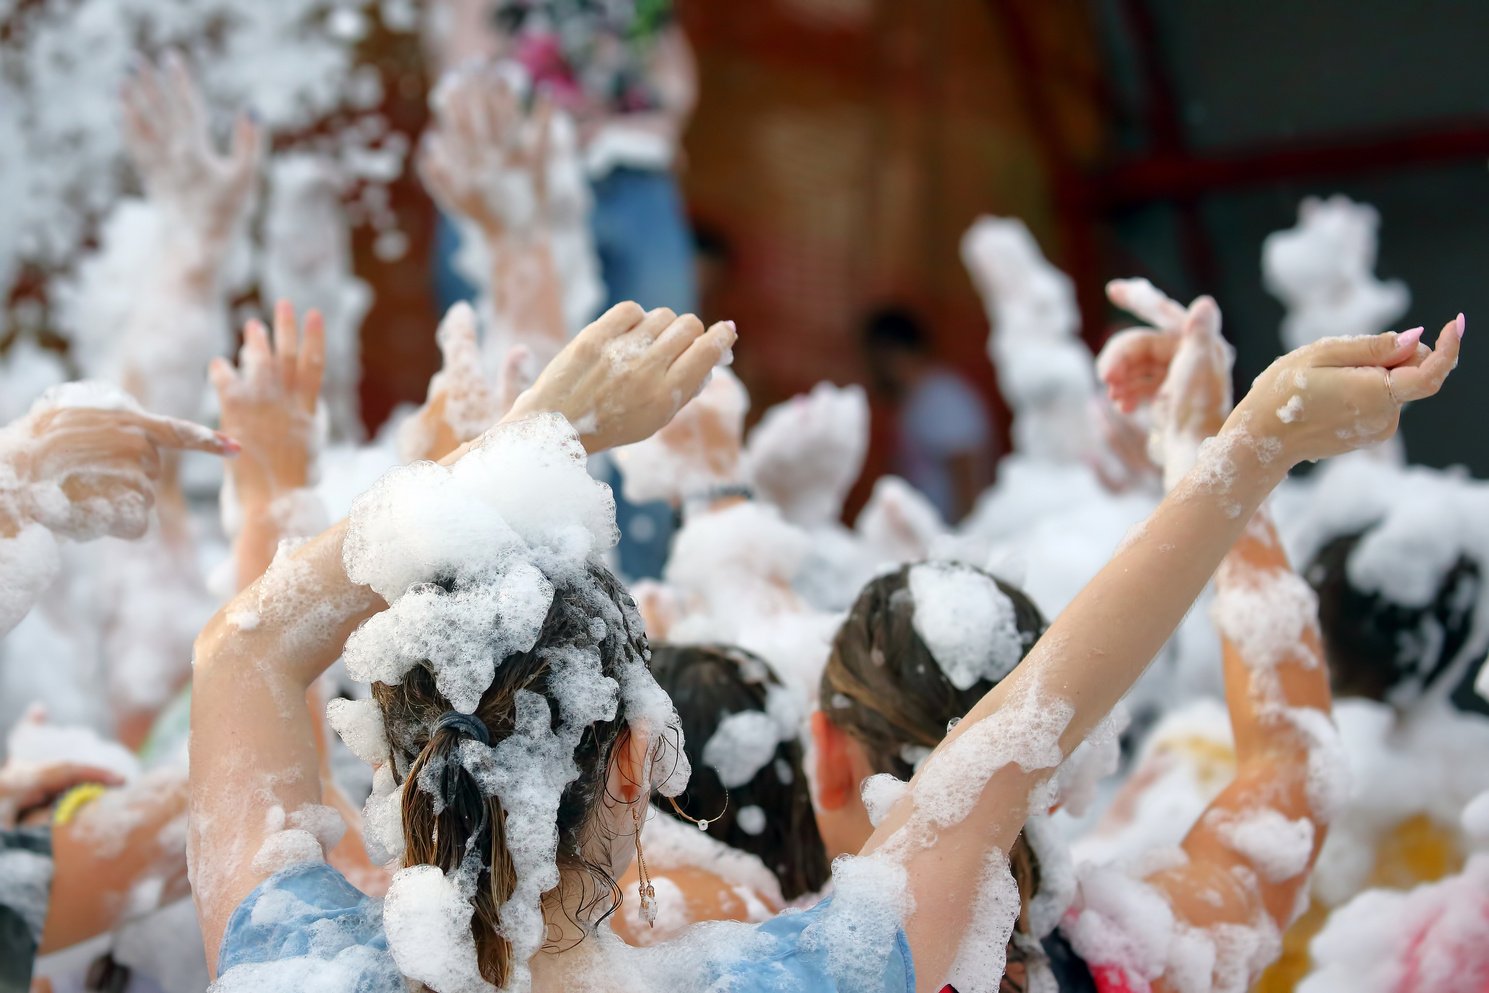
[118,52,260,419]
[210,301,327,592]
[418,68,567,358]
[863,316,1462,992]
[1099,288,1335,973]
[189,302,735,972]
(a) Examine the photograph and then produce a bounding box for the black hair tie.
[434,710,491,745]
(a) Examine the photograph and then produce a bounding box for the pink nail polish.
[1398,326,1424,349]
[1457,313,1466,339]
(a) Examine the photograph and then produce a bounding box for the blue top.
[219,862,915,993]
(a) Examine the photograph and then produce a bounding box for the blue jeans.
[431,167,696,581]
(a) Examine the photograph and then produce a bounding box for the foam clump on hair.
[342,414,613,712]
[326,697,390,765]
[908,562,1023,690]
[701,684,800,789]
[344,414,616,600]
[383,864,491,993]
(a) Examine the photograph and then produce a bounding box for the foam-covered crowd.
[3,44,1487,993]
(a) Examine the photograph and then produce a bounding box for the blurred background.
[4,0,1487,514]
[362,0,1489,508]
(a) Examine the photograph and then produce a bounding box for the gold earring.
[667,790,730,832]
[632,801,657,927]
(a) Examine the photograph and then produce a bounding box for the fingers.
[126,410,240,457]
[1386,317,1463,403]
[228,112,262,186]
[583,301,648,342]
[240,318,273,384]
[1107,278,1187,330]
[497,344,534,417]
[1183,295,1222,341]
[628,307,678,346]
[650,314,708,366]
[17,763,125,811]
[1305,328,1420,368]
[208,355,238,400]
[273,300,300,390]
[665,321,738,396]
[163,50,206,146]
[298,310,326,413]
[435,302,483,379]
[416,134,457,207]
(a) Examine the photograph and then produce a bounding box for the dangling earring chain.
[632,801,657,927]
[667,789,730,832]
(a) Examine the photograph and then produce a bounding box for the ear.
[810,710,856,811]
[609,721,653,805]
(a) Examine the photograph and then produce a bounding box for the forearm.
[489,231,567,352]
[199,520,382,692]
[1213,508,1331,757]
[973,429,1286,761]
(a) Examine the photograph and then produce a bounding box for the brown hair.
[649,643,831,900]
[371,562,648,986]
[820,562,1049,984]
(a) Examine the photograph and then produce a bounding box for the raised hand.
[209,301,325,507]
[1096,278,1189,414]
[504,302,737,455]
[2,383,237,541]
[744,382,869,526]
[120,51,260,254]
[1236,316,1463,467]
[418,67,554,240]
[399,303,512,463]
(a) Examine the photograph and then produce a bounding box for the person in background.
[861,307,996,524]
[426,0,698,581]
[426,0,699,316]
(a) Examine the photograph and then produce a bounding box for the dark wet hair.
[820,562,1051,978]
[650,643,831,901]
[1307,531,1487,714]
[372,562,651,986]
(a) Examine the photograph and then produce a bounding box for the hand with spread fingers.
[210,301,325,508]
[503,302,739,455]
[399,303,520,464]
[120,51,260,257]
[2,383,237,542]
[418,67,554,242]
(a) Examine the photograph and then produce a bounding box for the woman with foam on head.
[189,301,1461,993]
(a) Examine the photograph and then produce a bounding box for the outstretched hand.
[1236,316,1464,467]
[504,302,737,455]
[209,301,324,506]
[1096,278,1190,414]
[418,67,554,241]
[120,52,260,251]
[4,384,237,541]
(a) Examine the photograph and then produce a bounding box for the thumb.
[1305,327,1423,369]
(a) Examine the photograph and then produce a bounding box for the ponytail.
[400,720,518,986]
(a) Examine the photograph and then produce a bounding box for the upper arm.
[188,525,384,974]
